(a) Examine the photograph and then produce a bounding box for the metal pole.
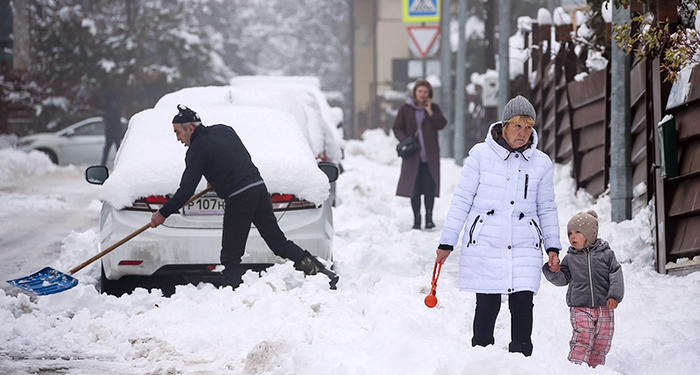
[421,22,427,78]
[454,0,467,165]
[440,0,453,157]
[610,3,632,222]
[497,0,510,117]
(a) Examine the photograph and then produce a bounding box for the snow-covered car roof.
[155,79,343,164]
[230,76,344,132]
[100,105,330,209]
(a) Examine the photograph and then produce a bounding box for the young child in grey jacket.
[542,210,624,368]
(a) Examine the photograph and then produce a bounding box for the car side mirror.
[318,161,339,183]
[85,165,109,185]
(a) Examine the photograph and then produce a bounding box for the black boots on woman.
[425,209,435,229]
[412,211,435,230]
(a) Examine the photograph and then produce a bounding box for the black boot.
[221,266,246,289]
[425,210,435,229]
[508,341,533,357]
[412,215,421,230]
[294,250,340,290]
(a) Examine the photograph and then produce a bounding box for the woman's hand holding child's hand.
[548,252,561,273]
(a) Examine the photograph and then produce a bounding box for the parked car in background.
[86,101,339,296]
[15,117,127,166]
[229,76,345,164]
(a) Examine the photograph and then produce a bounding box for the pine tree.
[17,0,228,130]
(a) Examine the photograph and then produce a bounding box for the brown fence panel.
[539,58,557,159]
[566,69,609,197]
[629,59,649,213]
[666,73,700,260]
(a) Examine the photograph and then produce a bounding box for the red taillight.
[145,196,168,204]
[270,193,316,211]
[118,260,143,266]
[123,195,168,212]
[270,194,294,203]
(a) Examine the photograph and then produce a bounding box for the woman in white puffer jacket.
[435,95,562,357]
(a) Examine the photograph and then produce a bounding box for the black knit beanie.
[172,104,201,124]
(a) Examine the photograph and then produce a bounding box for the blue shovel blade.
[6,267,78,296]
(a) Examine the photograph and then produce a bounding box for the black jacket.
[159,124,263,217]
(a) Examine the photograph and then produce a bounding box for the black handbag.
[396,133,421,158]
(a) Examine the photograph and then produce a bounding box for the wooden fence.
[516,15,699,275]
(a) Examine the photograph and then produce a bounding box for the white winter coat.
[439,122,562,294]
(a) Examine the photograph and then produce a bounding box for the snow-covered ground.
[1,130,699,374]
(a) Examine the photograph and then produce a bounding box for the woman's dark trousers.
[411,162,435,229]
[472,291,534,356]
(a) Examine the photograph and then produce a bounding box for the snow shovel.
[424,260,443,308]
[6,187,213,296]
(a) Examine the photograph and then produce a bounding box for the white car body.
[94,86,342,290]
[16,117,121,166]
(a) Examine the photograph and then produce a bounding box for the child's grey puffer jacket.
[542,238,624,308]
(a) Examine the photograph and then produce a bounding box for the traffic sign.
[402,0,440,23]
[407,26,440,58]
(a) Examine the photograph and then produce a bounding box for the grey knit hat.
[502,95,536,123]
[567,210,599,247]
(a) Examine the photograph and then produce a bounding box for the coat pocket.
[467,215,485,247]
[528,219,545,251]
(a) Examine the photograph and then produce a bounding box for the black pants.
[472,291,534,356]
[220,183,305,283]
[101,137,121,165]
[411,162,435,217]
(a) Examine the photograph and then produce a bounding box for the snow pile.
[0,148,59,183]
[0,134,18,149]
[602,1,613,23]
[451,15,485,53]
[510,17,534,79]
[466,70,498,99]
[553,7,572,26]
[575,10,592,38]
[537,8,553,25]
[586,49,609,72]
[1,128,700,374]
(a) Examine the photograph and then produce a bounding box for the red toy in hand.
[425,260,443,308]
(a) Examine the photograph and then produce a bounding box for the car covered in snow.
[154,76,344,166]
[15,117,126,166]
[154,76,345,204]
[86,92,341,295]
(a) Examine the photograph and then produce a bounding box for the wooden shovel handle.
[69,187,214,275]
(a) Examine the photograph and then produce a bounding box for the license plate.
[183,196,226,215]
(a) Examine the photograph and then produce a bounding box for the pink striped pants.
[568,306,615,367]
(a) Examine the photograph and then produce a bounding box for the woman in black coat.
[393,80,447,229]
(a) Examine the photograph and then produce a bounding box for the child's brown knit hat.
[567,210,599,246]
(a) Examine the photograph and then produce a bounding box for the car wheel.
[100,264,133,297]
[36,148,58,164]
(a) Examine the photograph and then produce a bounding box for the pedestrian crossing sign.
[403,0,440,23]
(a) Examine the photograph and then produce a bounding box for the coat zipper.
[587,249,595,306]
[468,215,481,246]
[524,174,529,199]
[531,219,544,249]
